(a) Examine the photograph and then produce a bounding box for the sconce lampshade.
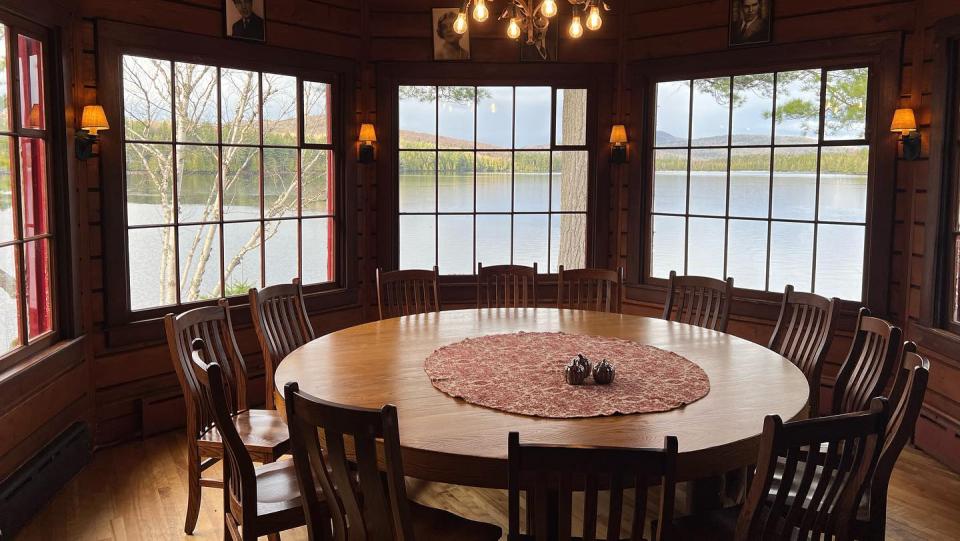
[890,108,917,134]
[609,124,628,145]
[81,105,110,135]
[359,123,377,144]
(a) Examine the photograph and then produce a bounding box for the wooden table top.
[273,308,809,487]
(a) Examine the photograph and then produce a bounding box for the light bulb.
[569,15,584,38]
[453,12,469,34]
[507,18,522,39]
[541,0,558,18]
[586,6,602,31]
[473,0,489,22]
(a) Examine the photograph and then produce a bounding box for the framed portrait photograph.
[225,0,266,42]
[433,8,471,61]
[729,0,772,47]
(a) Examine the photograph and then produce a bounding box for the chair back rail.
[508,432,678,541]
[768,286,840,415]
[477,263,538,309]
[831,308,902,415]
[661,271,734,332]
[737,398,889,541]
[284,382,414,541]
[557,266,624,313]
[376,266,441,320]
[250,279,316,409]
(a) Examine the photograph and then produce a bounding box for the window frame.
[627,35,900,318]
[97,22,358,337]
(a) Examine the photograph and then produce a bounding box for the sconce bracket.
[901,132,921,161]
[75,131,98,161]
[611,145,628,164]
[358,143,375,164]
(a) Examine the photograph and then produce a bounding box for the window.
[649,68,870,300]
[120,55,336,311]
[397,85,589,274]
[0,23,54,357]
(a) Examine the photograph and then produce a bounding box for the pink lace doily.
[424,332,710,418]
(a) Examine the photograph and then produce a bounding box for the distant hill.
[656,131,818,147]
[400,130,547,150]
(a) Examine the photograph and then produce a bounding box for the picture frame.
[729,0,772,47]
[225,0,266,42]
[433,8,471,61]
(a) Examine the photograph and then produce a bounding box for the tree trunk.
[558,90,587,269]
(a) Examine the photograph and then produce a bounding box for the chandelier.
[453,1,611,58]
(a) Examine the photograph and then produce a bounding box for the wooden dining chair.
[662,271,734,332]
[164,301,290,535]
[673,397,889,541]
[831,307,902,415]
[249,278,317,409]
[283,381,503,540]
[557,266,624,313]
[477,262,538,309]
[376,265,441,320]
[190,340,322,541]
[767,285,841,416]
[508,432,679,541]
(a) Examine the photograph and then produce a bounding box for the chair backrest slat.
[831,308,902,415]
[377,266,440,320]
[662,271,734,332]
[557,266,624,314]
[477,263,538,309]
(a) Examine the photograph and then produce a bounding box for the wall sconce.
[610,124,628,164]
[358,123,377,164]
[891,108,920,161]
[76,105,109,160]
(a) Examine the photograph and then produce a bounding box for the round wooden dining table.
[273,308,809,488]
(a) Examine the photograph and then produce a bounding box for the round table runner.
[424,331,710,418]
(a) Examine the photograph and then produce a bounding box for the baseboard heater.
[0,422,91,540]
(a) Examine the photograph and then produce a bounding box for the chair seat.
[671,506,740,541]
[254,460,305,519]
[410,500,502,540]
[198,408,290,462]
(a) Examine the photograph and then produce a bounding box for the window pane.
[476,215,511,268]
[438,215,473,275]
[174,62,218,143]
[123,56,172,141]
[302,149,332,216]
[513,214,548,268]
[0,136,13,243]
[127,143,173,226]
[23,239,50,338]
[687,217,725,279]
[302,217,333,284]
[551,213,586,273]
[514,87,551,149]
[729,148,769,218]
[178,223,221,302]
[477,86,512,149]
[264,219,298,286]
[689,148,726,216]
[400,215,435,269]
[177,145,219,223]
[655,80,690,146]
[129,226,176,310]
[438,151,473,212]
[304,81,332,145]
[819,146,868,223]
[816,224,864,300]
[770,221,813,292]
[0,245,19,353]
[223,221,262,293]
[477,151,511,212]
[824,68,868,141]
[399,86,436,149]
[0,26,8,132]
[556,89,587,146]
[772,147,817,220]
[223,146,260,221]
[439,86,475,149]
[653,149,687,214]
[399,151,435,213]
[552,151,588,212]
[731,73,774,146]
[18,34,44,130]
[514,151,549,211]
[691,77,730,146]
[727,220,767,290]
[651,215,685,278]
[264,148,298,218]
[221,68,260,145]
[262,73,298,146]
[775,70,821,144]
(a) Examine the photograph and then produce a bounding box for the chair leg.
[185,448,202,534]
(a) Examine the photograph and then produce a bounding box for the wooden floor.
[15,430,960,540]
